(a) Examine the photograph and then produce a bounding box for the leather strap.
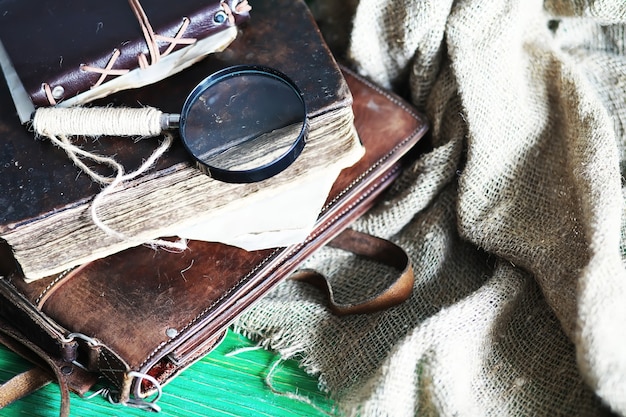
[0,367,52,408]
[0,320,71,417]
[291,228,414,315]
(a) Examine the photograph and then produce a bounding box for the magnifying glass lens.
[180,66,307,183]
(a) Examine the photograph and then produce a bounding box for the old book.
[0,0,251,118]
[0,0,364,282]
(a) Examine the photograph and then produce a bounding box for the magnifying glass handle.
[32,106,180,138]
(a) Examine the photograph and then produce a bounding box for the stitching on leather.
[0,277,67,354]
[304,167,401,249]
[157,17,196,57]
[46,1,204,105]
[322,134,414,213]
[35,269,72,307]
[221,1,252,25]
[42,83,57,105]
[146,329,227,393]
[137,168,400,370]
[137,250,280,368]
[79,48,129,90]
[348,68,423,121]
[99,348,125,390]
[80,1,199,85]
[128,0,160,66]
[318,72,426,216]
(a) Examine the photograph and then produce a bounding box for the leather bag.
[0,67,428,416]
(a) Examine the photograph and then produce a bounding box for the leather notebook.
[0,67,428,415]
[0,0,250,110]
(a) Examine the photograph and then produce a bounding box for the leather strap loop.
[291,228,414,316]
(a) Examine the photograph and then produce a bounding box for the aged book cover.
[0,0,363,281]
[0,0,251,112]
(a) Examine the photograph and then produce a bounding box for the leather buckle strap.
[291,228,414,316]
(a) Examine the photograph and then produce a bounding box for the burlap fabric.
[234,0,626,415]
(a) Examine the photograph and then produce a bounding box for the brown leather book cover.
[0,0,361,281]
[0,67,428,409]
[0,0,251,108]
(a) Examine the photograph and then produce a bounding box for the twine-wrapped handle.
[29,105,187,255]
[32,106,170,137]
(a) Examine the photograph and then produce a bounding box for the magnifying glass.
[31,65,308,183]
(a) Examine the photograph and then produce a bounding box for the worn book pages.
[175,121,359,251]
[7,106,362,281]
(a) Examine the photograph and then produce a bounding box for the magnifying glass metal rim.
[179,64,308,183]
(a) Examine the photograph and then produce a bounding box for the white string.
[42,130,187,252]
[124,371,163,412]
[48,134,121,185]
[217,342,337,415]
[224,345,264,357]
[264,358,337,417]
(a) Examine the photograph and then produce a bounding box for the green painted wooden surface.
[0,329,336,416]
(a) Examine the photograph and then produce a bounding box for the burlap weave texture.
[235,0,626,415]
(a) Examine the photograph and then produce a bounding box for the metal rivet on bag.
[61,365,73,375]
[166,328,179,338]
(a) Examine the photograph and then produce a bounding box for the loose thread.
[264,358,337,417]
[224,345,264,358]
[47,133,122,185]
[43,131,187,252]
[224,344,336,415]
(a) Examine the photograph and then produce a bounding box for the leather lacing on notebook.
[41,0,252,105]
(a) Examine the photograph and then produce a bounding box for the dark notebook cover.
[0,0,251,108]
